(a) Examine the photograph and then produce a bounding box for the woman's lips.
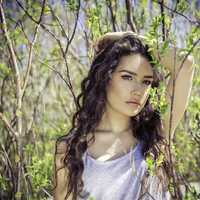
[126,101,140,106]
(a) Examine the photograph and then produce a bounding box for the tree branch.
[125,0,138,33]
[155,0,200,26]
[22,0,47,98]
[106,0,117,32]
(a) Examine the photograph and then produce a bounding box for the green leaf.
[15,192,22,199]
[0,63,11,77]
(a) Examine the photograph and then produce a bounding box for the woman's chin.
[124,109,140,117]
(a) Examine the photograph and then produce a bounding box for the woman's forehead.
[116,54,153,76]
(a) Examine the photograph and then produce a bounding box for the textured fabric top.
[78,142,170,200]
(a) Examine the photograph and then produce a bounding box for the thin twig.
[106,0,117,32]
[155,0,200,26]
[125,0,138,33]
[22,0,47,98]
[0,113,17,138]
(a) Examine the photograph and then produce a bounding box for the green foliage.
[146,152,165,177]
[10,26,27,45]
[144,15,175,72]
[183,184,200,200]
[174,130,199,178]
[149,82,168,115]
[0,174,7,191]
[145,15,163,41]
[155,153,164,168]
[66,0,79,12]
[86,3,102,39]
[176,0,190,13]
[88,196,96,200]
[0,63,11,78]
[177,26,200,60]
[146,154,155,176]
[26,1,43,20]
[26,150,53,195]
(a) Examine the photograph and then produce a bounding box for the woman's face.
[106,53,154,117]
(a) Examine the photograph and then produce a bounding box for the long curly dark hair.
[54,32,171,200]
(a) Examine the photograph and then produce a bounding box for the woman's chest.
[86,132,137,161]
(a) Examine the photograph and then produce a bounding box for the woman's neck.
[95,108,131,135]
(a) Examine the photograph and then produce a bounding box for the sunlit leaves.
[149,82,168,115]
[26,1,43,20]
[9,26,27,46]
[26,153,53,194]
[146,154,155,176]
[0,63,11,78]
[66,0,79,12]
[86,3,103,39]
[185,26,200,52]
[15,192,22,200]
[176,0,190,13]
[0,174,7,191]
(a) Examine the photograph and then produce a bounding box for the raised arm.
[53,141,73,200]
[154,46,195,141]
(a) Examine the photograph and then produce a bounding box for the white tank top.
[78,142,170,200]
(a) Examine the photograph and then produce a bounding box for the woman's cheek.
[142,89,151,105]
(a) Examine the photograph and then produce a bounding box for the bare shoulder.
[53,140,72,200]
[56,140,68,154]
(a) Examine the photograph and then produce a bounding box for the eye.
[143,80,152,86]
[121,75,132,80]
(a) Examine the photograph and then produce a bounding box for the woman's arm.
[53,141,73,200]
[154,47,195,141]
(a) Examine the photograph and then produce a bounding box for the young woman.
[53,31,194,200]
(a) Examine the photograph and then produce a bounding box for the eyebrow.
[118,69,153,79]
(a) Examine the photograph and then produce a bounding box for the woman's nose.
[131,81,144,94]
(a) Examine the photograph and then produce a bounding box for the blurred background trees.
[0,0,199,199]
